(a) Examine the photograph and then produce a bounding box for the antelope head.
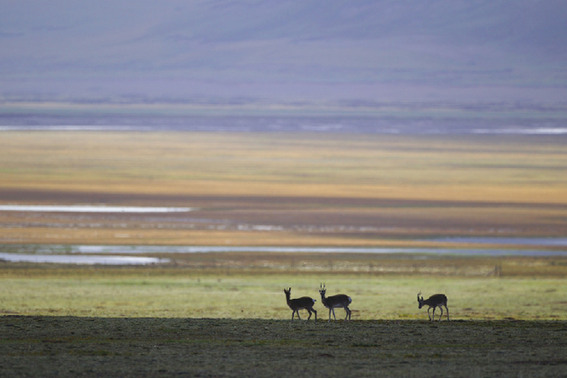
[417,291,424,308]
[319,283,326,296]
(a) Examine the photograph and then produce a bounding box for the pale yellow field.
[1,132,566,202]
[1,131,566,245]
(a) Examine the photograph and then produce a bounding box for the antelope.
[283,288,317,320]
[417,292,449,321]
[319,283,352,321]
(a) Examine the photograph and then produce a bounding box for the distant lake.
[70,244,567,256]
[0,253,168,265]
[0,205,194,213]
[2,239,566,265]
[432,237,567,247]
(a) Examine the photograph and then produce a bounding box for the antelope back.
[291,296,315,308]
[326,294,351,307]
[425,294,447,306]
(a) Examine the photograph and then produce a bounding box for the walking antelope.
[417,292,449,321]
[283,288,317,320]
[319,283,352,321]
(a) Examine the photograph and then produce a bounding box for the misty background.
[1,0,566,132]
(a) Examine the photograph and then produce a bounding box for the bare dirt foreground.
[1,316,566,377]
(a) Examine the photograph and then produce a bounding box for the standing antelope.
[417,292,449,321]
[319,283,352,321]
[283,288,317,320]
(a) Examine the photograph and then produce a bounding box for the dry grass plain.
[1,131,567,246]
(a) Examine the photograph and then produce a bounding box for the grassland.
[1,264,567,376]
[1,132,567,246]
[1,131,567,376]
[2,265,567,376]
[1,131,566,319]
[1,265,566,320]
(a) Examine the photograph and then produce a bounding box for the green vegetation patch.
[1,268,566,320]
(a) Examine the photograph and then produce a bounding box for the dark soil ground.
[2,316,566,377]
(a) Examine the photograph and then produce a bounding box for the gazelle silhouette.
[283,288,317,320]
[417,292,449,321]
[319,283,352,321]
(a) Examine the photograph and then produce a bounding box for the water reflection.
[0,205,194,213]
[432,237,567,247]
[2,237,566,265]
[0,252,168,265]
[72,245,567,256]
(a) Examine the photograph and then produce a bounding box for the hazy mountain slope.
[1,0,565,104]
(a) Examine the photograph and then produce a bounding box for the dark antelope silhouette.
[417,292,449,321]
[283,288,317,320]
[319,283,352,321]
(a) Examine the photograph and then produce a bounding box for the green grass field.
[1,267,566,320]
